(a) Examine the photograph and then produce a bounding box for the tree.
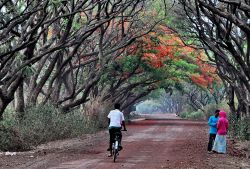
[178,0,250,120]
[0,0,158,118]
[95,24,220,111]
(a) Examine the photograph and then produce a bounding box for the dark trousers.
[207,133,216,151]
[109,127,122,150]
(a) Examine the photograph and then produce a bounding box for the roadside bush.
[0,123,25,151]
[203,102,230,120]
[180,110,205,120]
[203,104,219,120]
[0,107,25,151]
[228,113,250,140]
[0,104,99,151]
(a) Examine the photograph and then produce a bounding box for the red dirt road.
[1,115,213,169]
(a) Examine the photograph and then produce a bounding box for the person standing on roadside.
[207,109,220,152]
[212,110,229,154]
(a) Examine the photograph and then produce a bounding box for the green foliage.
[149,37,161,45]
[174,83,184,92]
[140,59,155,72]
[0,108,25,151]
[203,101,230,119]
[228,114,250,140]
[174,60,198,73]
[23,66,36,77]
[162,59,197,83]
[108,55,141,75]
[51,0,63,6]
[72,17,82,30]
[0,104,98,151]
[120,55,141,73]
[145,88,166,100]
[0,121,23,151]
[180,110,205,120]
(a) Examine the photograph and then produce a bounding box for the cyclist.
[107,103,127,157]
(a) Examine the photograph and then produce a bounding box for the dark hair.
[214,109,220,117]
[114,103,120,109]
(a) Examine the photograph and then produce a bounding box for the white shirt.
[107,109,125,127]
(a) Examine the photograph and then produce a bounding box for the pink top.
[217,111,229,135]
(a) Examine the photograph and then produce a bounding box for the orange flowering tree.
[100,24,224,110]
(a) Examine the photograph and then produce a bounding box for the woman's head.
[219,110,227,118]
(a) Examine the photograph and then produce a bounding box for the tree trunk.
[227,85,237,117]
[0,96,10,120]
[0,74,23,120]
[0,100,5,120]
[15,79,25,118]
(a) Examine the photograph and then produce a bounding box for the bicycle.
[111,129,126,162]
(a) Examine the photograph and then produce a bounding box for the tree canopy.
[0,0,230,120]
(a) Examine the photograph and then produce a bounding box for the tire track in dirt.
[2,115,250,169]
[1,116,210,169]
[46,119,208,169]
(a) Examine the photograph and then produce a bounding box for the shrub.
[0,104,99,151]
[228,113,250,140]
[180,110,205,120]
[0,108,26,151]
[0,123,26,151]
[203,102,230,120]
[203,104,219,120]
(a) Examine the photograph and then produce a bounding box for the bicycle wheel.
[112,143,115,156]
[113,141,119,162]
[113,149,117,162]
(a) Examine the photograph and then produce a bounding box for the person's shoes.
[207,151,213,154]
[107,148,111,151]
[107,153,112,157]
[118,146,123,151]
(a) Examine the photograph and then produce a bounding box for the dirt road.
[1,114,249,169]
